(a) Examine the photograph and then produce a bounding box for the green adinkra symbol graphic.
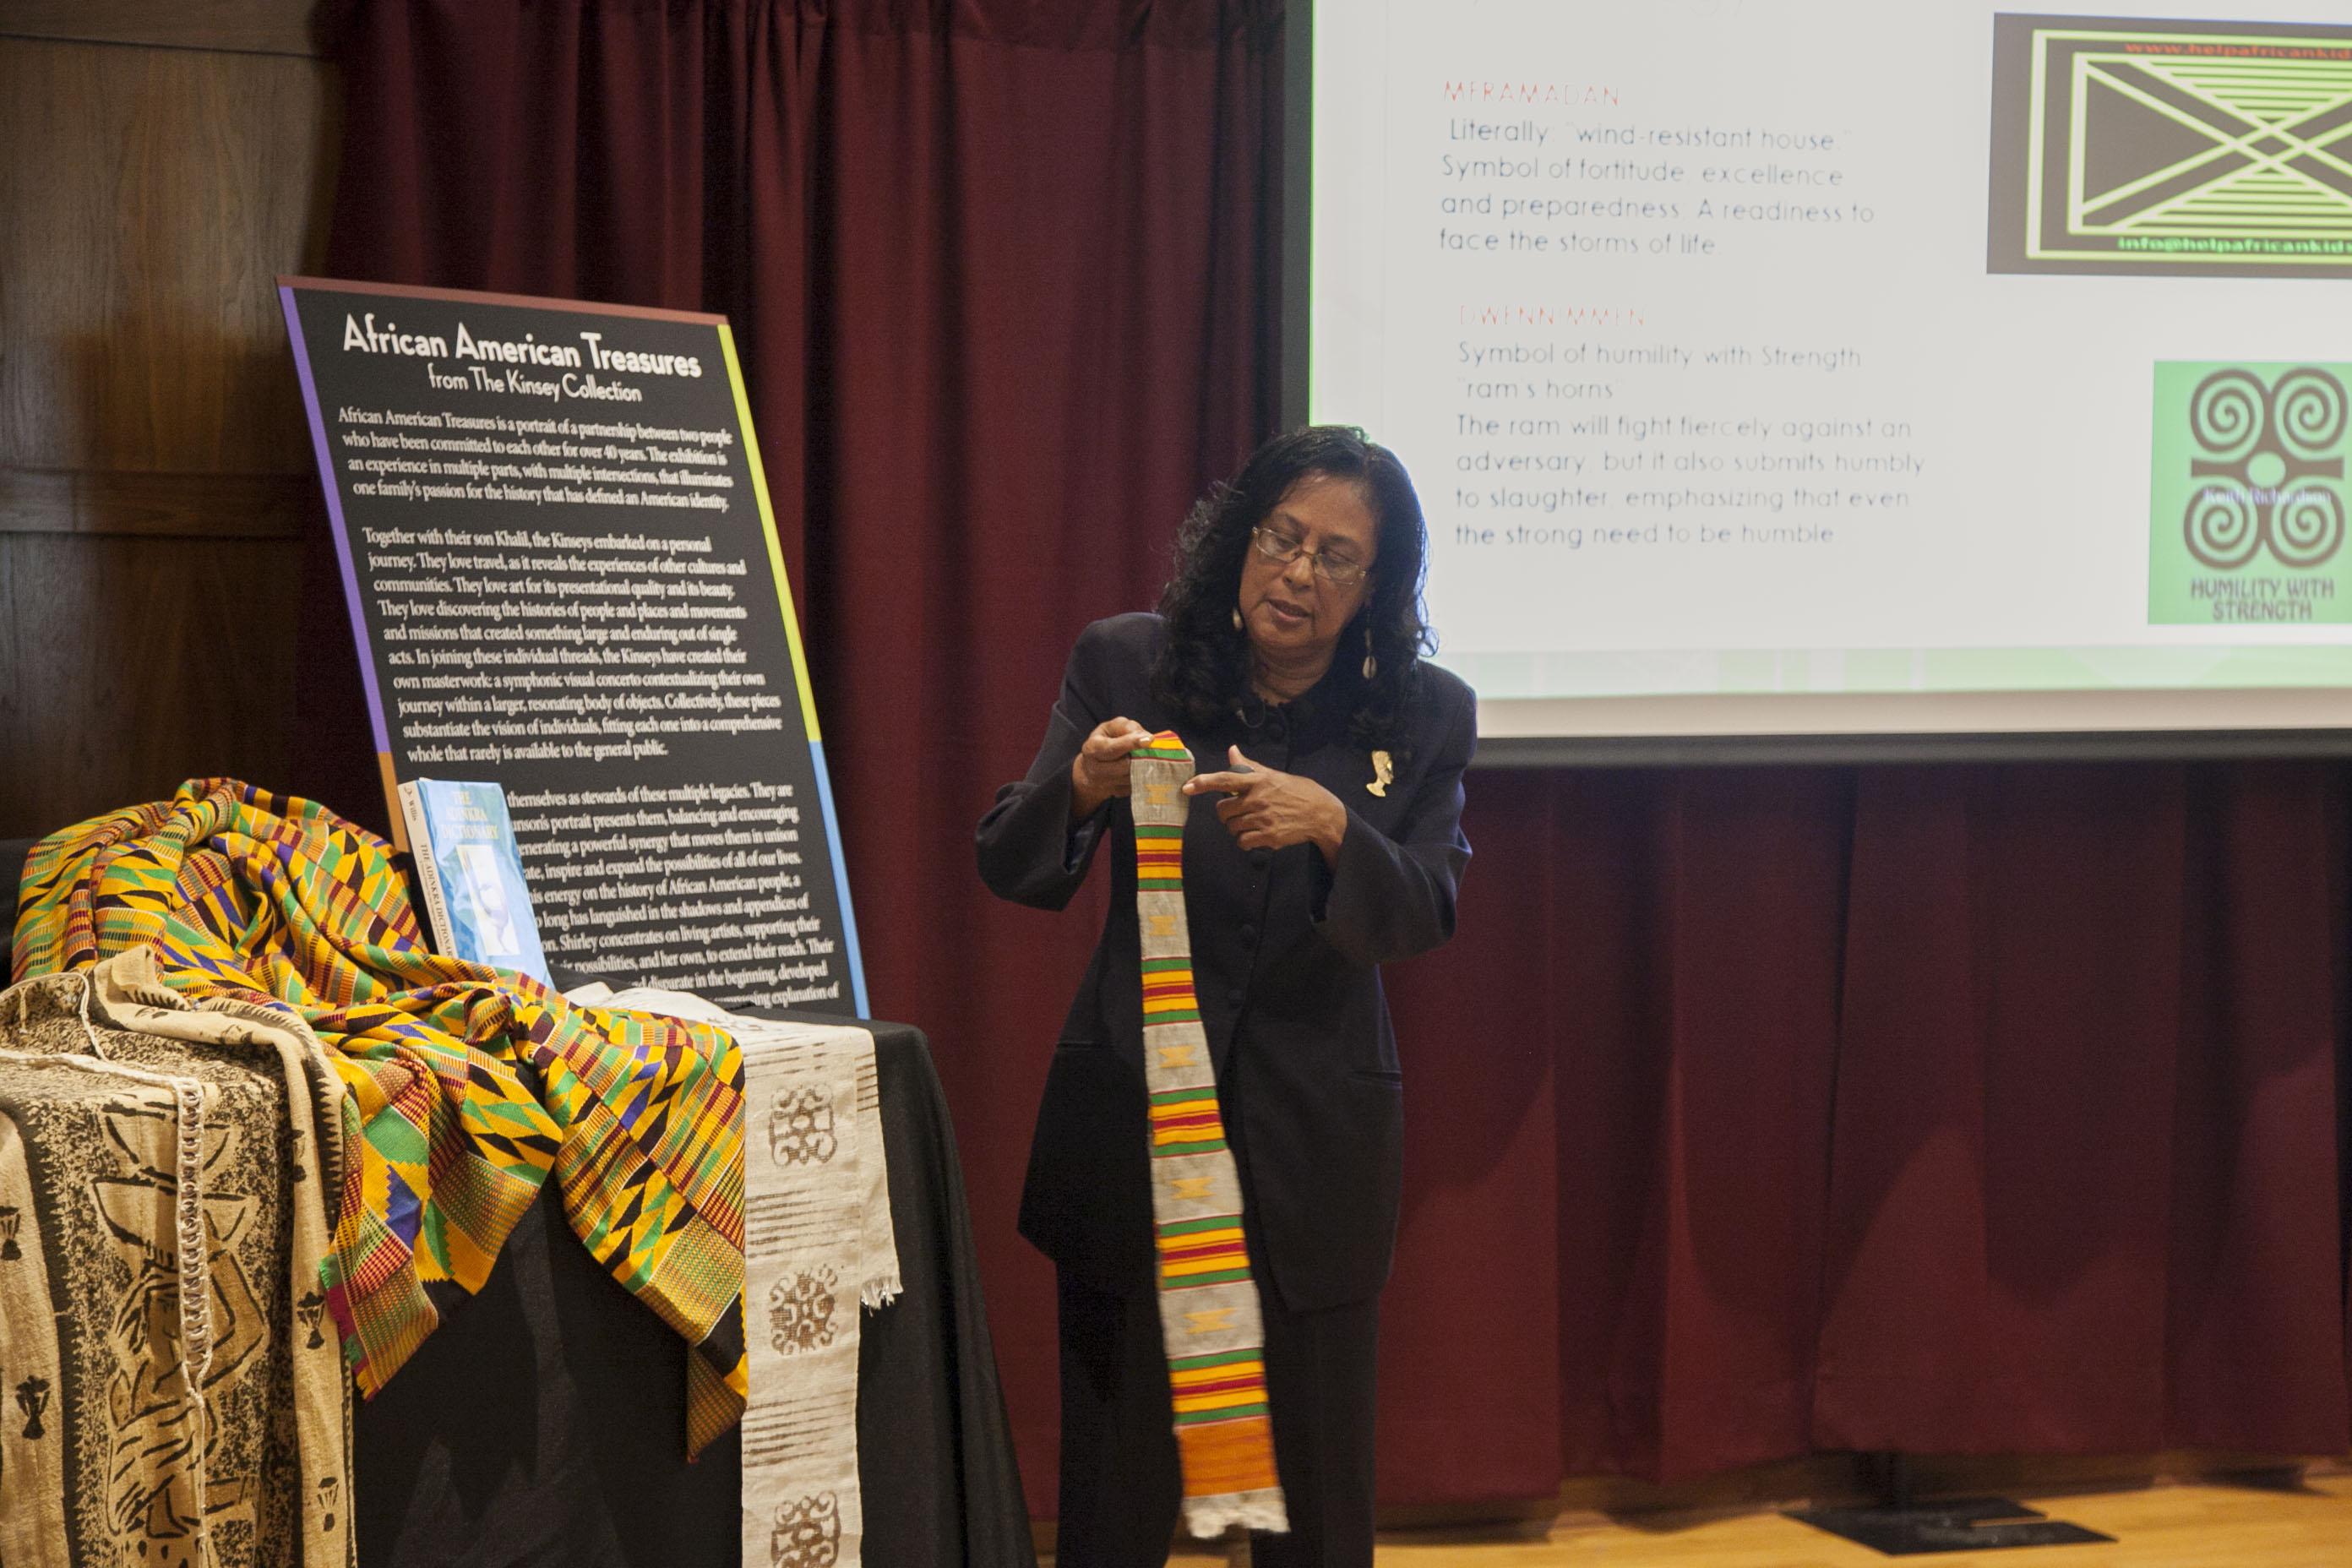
[2150,361,2352,624]
[2182,367,2348,570]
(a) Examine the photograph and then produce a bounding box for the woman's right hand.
[1070,717,1155,821]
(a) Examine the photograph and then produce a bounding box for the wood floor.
[1369,1473,2352,1568]
[1131,1471,2352,1568]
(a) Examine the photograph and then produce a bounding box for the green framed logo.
[1990,15,2352,278]
[2150,362,2352,623]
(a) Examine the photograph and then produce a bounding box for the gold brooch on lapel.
[1369,750,1393,797]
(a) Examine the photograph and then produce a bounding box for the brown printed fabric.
[0,953,352,1568]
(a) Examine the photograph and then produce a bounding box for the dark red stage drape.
[1378,764,2349,1498]
[322,0,2350,1516]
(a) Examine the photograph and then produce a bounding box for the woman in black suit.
[976,426,1474,1567]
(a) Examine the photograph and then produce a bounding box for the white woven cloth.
[580,987,900,1568]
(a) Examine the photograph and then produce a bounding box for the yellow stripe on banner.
[1173,1387,1267,1414]
[720,324,823,742]
[378,751,406,852]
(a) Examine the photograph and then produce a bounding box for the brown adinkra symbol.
[768,1269,838,1354]
[2185,367,2349,570]
[769,1087,836,1166]
[297,1289,328,1349]
[770,1493,841,1568]
[0,1205,21,1260]
[14,1376,48,1440]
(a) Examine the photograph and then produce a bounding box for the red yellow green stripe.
[1157,1221,1250,1283]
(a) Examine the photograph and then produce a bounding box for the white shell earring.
[1232,606,1244,631]
[1361,625,1377,681]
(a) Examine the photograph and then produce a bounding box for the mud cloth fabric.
[730,1012,894,1568]
[0,951,354,1568]
[10,781,752,1456]
[1126,733,1287,1536]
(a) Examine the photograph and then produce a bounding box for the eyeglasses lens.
[1255,527,1362,585]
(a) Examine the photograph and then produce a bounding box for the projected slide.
[1309,3,2352,736]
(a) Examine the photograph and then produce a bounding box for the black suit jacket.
[976,613,1475,1310]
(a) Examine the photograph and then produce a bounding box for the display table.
[0,838,1035,1568]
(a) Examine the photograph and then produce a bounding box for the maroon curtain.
[323,0,2350,1516]
[1377,765,2349,1500]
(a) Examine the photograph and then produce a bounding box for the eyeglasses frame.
[1249,524,1371,588]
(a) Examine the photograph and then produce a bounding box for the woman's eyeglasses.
[1250,525,1369,587]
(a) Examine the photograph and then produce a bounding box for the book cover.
[397,779,551,984]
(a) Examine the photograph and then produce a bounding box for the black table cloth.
[353,1009,1034,1568]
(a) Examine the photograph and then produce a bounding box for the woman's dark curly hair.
[1152,425,1433,754]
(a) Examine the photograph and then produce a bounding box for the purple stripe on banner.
[279,285,392,754]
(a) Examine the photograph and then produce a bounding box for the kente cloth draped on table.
[9,780,753,1455]
[0,951,353,1568]
[1131,734,1287,1536]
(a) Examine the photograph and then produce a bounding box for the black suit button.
[1247,849,1271,871]
[1226,987,1244,1006]
[1265,715,1287,740]
[1239,923,1258,946]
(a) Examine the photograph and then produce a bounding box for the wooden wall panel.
[0,19,340,842]
[0,534,303,836]
[0,37,335,474]
[0,1,318,59]
[0,468,310,536]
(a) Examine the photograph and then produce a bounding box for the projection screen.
[1303,2,2352,751]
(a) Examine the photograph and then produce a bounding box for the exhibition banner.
[280,276,866,1014]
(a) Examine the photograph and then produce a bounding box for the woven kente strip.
[10,779,752,1455]
[1129,734,1289,1536]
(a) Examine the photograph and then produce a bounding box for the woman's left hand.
[1185,745,1348,860]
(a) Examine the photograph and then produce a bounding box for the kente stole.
[1130,733,1289,1536]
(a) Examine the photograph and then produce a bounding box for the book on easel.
[395,779,551,985]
